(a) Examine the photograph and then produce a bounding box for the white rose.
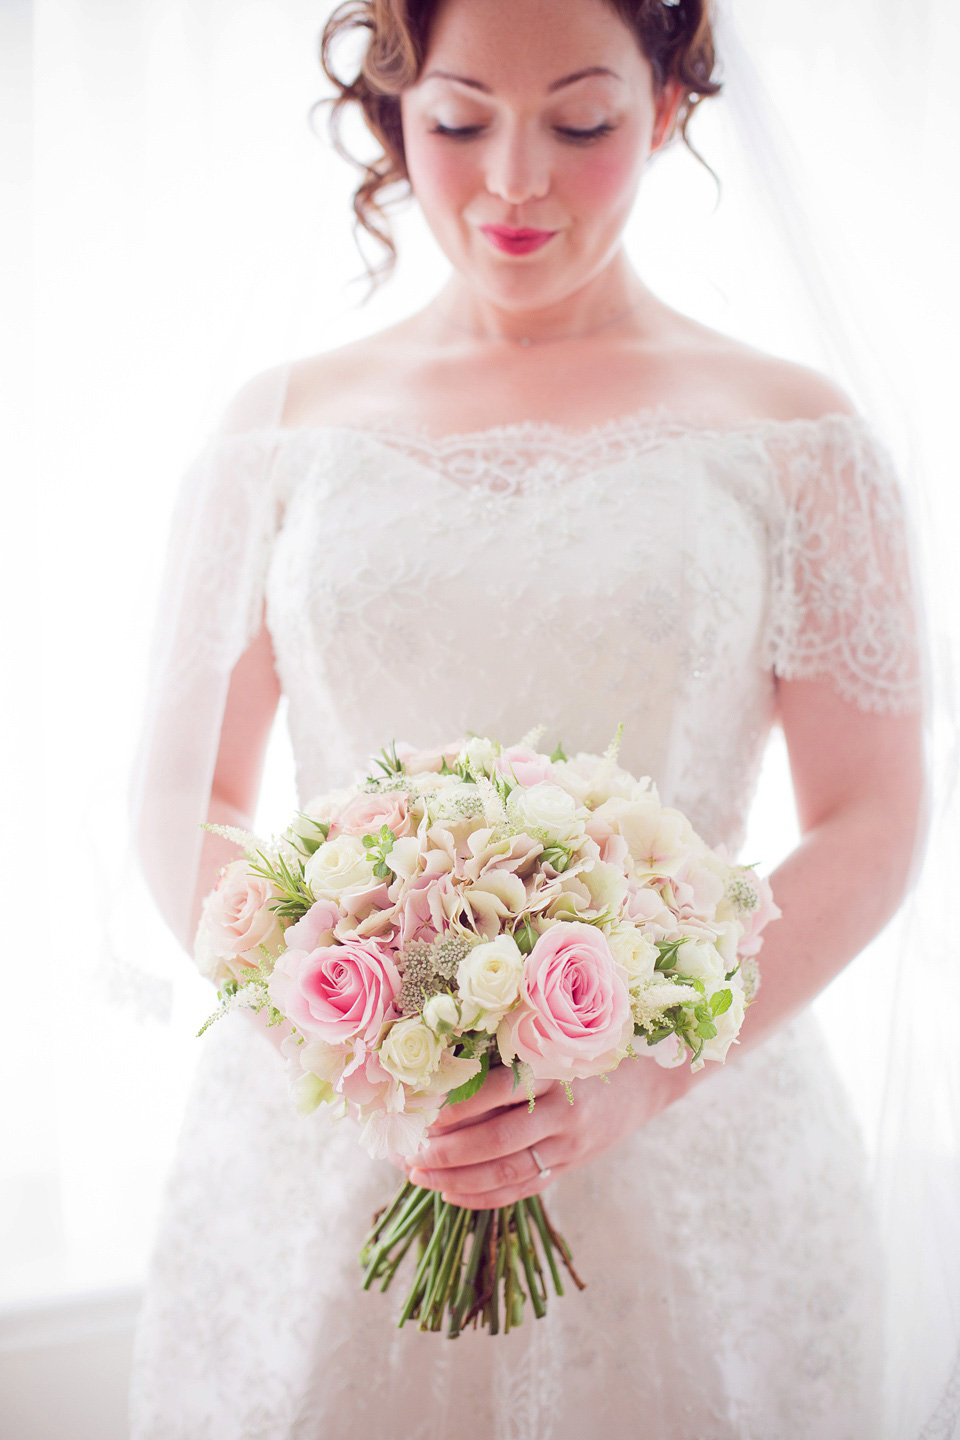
[673,938,727,986]
[506,783,581,842]
[699,984,746,1064]
[422,992,461,1036]
[379,1016,444,1087]
[458,736,500,776]
[304,834,373,899]
[606,924,659,989]
[457,933,524,1031]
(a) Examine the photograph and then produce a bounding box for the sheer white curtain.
[7,0,957,1320]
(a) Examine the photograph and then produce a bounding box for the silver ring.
[529,1145,552,1180]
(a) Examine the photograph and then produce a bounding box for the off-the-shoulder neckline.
[213,403,871,452]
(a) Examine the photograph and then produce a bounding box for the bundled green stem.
[359,1179,585,1337]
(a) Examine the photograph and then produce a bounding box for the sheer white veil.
[113,0,960,1434]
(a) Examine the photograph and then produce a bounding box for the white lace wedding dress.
[128,405,922,1440]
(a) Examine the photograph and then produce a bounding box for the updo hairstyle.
[312,0,722,293]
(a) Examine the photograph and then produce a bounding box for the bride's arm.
[659,671,928,1106]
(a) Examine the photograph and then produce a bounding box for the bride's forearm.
[659,795,925,1105]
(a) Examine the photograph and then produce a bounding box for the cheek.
[568,140,641,210]
[404,137,475,210]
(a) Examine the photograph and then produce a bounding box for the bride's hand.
[397,1056,691,1209]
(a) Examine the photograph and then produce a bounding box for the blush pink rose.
[282,898,341,953]
[394,738,466,774]
[495,744,553,787]
[331,790,411,839]
[268,935,401,1046]
[497,921,633,1080]
[201,859,285,968]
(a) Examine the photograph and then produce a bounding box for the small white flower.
[422,992,461,1036]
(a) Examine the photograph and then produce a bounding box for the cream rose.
[458,736,500,777]
[673,938,727,986]
[456,933,525,1031]
[506,783,581,843]
[379,1016,444,1087]
[606,924,659,989]
[304,834,374,899]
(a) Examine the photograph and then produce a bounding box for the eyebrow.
[422,66,623,95]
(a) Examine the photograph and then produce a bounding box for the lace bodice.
[250,407,920,844]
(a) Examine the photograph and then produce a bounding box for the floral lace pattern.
[130,408,924,1438]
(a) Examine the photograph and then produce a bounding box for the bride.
[128,0,936,1436]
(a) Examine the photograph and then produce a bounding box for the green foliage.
[549,740,568,764]
[710,988,733,1016]
[247,848,315,921]
[654,938,688,972]
[441,1050,489,1108]
[539,843,572,872]
[513,915,539,955]
[361,823,398,879]
[366,739,405,783]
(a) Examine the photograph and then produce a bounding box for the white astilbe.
[199,820,270,859]
[631,979,701,1031]
[518,723,548,751]
[592,719,626,795]
[474,774,511,832]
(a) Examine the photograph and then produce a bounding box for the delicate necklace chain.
[435,292,647,347]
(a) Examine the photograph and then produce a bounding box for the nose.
[484,120,550,206]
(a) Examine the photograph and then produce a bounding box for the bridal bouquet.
[193,723,779,1336]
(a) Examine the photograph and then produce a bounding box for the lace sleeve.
[127,365,291,952]
[762,412,926,716]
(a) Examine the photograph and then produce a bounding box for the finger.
[429,1062,554,1133]
[429,1149,563,1209]
[412,1094,559,1176]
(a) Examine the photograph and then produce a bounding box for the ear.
[651,78,685,153]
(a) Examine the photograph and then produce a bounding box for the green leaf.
[695,1018,718,1040]
[441,1050,489,1108]
[549,740,568,764]
[710,988,733,1016]
[724,964,740,982]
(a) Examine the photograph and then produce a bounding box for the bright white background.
[3,0,957,1352]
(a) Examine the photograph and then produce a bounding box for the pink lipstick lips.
[480,225,557,255]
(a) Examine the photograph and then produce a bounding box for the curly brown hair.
[312,0,723,297]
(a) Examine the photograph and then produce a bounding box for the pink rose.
[283,898,341,953]
[200,859,284,969]
[495,744,553,787]
[268,934,401,1046]
[394,738,465,775]
[497,921,633,1080]
[331,790,411,839]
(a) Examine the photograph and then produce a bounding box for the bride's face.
[399,0,675,307]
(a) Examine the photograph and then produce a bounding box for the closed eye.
[429,122,617,145]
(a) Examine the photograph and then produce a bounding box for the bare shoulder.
[662,310,859,424]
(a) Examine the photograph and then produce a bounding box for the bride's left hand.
[397,1056,691,1209]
